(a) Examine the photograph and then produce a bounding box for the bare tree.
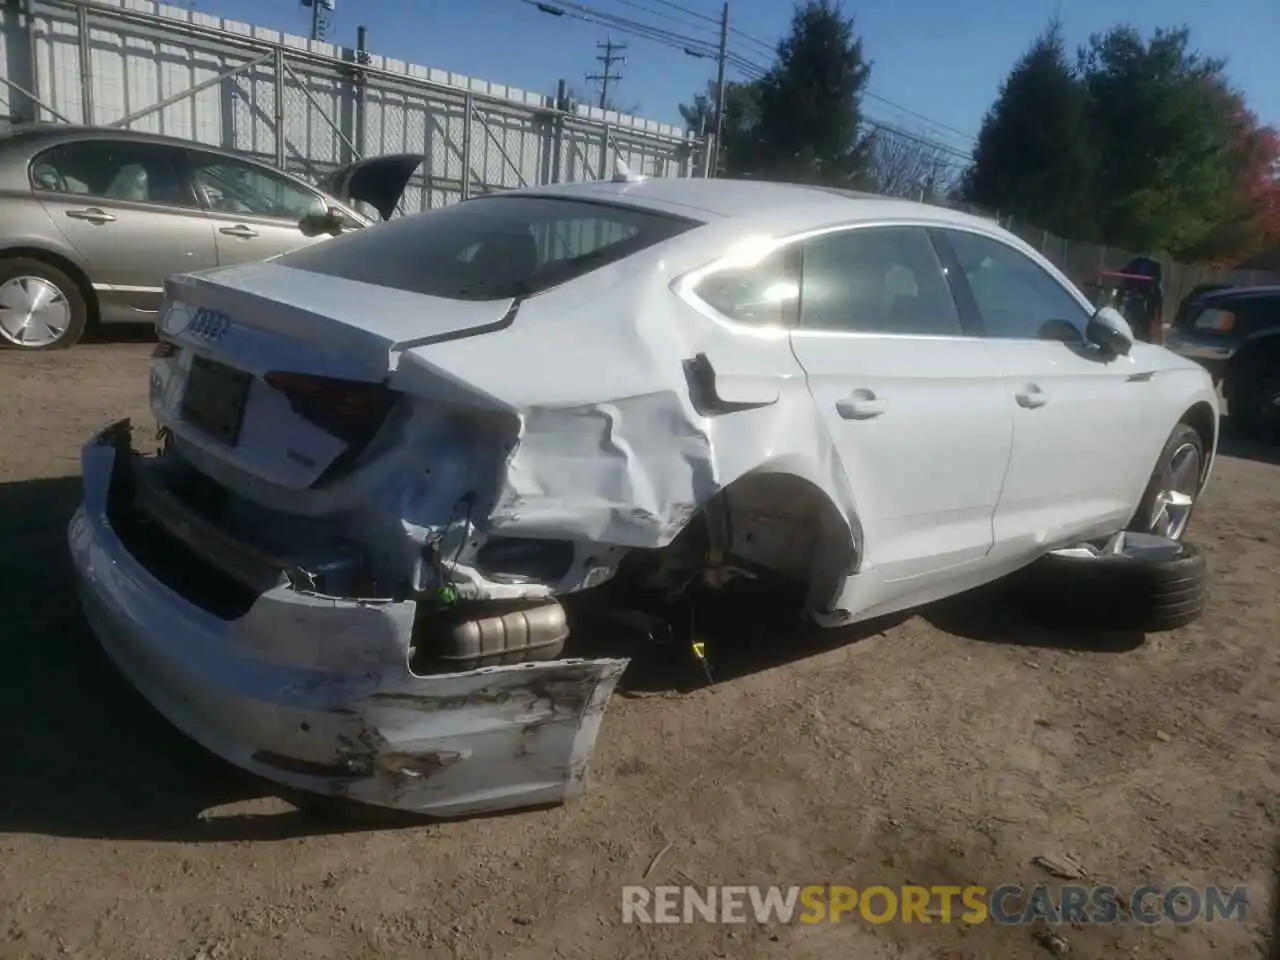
[866,126,958,201]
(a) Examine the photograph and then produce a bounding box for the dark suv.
[1165,285,1280,441]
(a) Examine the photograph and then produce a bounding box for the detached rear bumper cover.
[68,420,627,817]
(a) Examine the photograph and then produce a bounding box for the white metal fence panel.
[1,0,706,207]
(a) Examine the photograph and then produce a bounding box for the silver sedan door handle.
[836,389,887,420]
[66,207,116,224]
[219,224,259,239]
[1015,384,1050,409]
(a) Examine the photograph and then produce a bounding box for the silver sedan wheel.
[0,275,72,348]
[1145,441,1201,541]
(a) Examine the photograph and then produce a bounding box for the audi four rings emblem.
[188,308,231,342]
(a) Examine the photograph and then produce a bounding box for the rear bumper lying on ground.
[67,420,628,817]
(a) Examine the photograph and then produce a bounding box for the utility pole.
[300,0,334,43]
[711,2,728,176]
[585,37,626,110]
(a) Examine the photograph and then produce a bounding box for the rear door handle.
[66,207,116,224]
[1015,385,1049,409]
[219,225,259,239]
[836,390,887,420]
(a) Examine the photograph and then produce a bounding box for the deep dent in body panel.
[72,425,629,815]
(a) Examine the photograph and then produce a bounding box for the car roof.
[1199,284,1280,304]
[508,176,1001,232]
[0,123,311,192]
[0,123,258,159]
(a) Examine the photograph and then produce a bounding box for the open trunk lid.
[317,153,424,221]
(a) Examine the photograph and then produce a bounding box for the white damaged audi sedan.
[68,177,1220,817]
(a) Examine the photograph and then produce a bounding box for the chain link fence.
[2,0,706,220]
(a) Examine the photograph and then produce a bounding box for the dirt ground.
[1,338,1278,960]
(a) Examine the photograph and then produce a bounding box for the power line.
[863,91,977,145]
[523,0,976,160]
[523,0,759,81]
[606,0,720,34]
[644,0,720,24]
[585,37,627,108]
[597,0,976,145]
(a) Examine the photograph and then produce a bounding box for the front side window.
[944,230,1092,341]
[799,225,963,336]
[30,140,194,208]
[190,154,327,220]
[692,248,798,327]
[276,196,700,301]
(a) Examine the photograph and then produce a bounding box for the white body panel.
[69,179,1220,815]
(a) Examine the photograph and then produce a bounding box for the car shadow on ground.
[1270,840,1280,960]
[921,579,1146,653]
[81,322,157,345]
[1216,414,1280,468]
[1,473,1147,841]
[0,475,379,843]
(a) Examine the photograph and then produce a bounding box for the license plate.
[181,355,251,445]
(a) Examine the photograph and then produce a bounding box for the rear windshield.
[276,195,701,301]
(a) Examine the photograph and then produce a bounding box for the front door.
[786,224,1014,611]
[32,138,218,323]
[185,152,336,265]
[934,228,1155,553]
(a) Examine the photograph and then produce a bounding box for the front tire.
[1128,423,1205,541]
[0,257,89,350]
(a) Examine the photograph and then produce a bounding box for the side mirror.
[1086,305,1135,357]
[298,206,346,238]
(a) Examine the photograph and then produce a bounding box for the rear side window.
[693,248,799,327]
[277,196,700,301]
[30,140,195,208]
[800,226,963,336]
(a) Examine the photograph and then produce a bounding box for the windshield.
[275,195,701,301]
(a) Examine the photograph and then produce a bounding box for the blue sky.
[194,0,1280,158]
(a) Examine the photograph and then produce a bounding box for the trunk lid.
[317,154,424,221]
[155,263,515,490]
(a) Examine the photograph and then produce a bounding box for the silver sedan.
[0,124,421,350]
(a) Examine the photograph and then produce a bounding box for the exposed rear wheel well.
[0,247,99,324]
[617,472,858,618]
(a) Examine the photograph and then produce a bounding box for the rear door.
[933,227,1155,552]
[185,151,351,265]
[786,224,1013,607]
[32,138,218,322]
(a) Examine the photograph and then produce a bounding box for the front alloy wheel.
[1130,423,1205,542]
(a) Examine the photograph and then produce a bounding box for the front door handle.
[836,389,887,420]
[66,207,116,224]
[219,225,259,239]
[1015,385,1050,409]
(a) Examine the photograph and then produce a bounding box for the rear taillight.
[264,372,395,445]
[152,340,178,359]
